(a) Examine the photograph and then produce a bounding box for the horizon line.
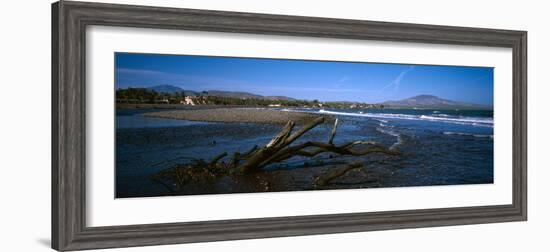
[116,84,493,106]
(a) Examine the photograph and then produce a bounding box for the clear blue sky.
[115,53,494,105]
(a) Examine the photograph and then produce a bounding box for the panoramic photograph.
[115,52,494,198]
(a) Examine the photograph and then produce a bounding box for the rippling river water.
[116,108,493,198]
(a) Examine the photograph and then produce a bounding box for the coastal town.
[115,86,386,109]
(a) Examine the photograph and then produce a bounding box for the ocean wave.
[419,115,493,125]
[443,132,493,138]
[317,109,493,127]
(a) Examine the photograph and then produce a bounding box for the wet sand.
[143,108,332,124]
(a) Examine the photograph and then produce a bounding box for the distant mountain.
[203,90,295,101]
[382,95,491,109]
[146,85,184,93]
[142,85,295,101]
[204,90,263,99]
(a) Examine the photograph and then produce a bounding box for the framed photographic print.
[52,1,527,251]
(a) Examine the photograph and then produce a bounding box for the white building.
[180,96,195,105]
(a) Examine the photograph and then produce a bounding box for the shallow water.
[115,108,493,198]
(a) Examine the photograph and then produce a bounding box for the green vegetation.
[115,87,384,109]
[116,88,185,104]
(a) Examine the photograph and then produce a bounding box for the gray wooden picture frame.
[52,1,527,251]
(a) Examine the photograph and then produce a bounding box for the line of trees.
[116,88,186,104]
[115,87,384,108]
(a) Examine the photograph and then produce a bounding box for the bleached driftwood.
[152,116,400,191]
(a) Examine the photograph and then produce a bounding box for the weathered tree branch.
[282,116,325,146]
[242,145,259,157]
[266,121,295,148]
[259,140,399,168]
[236,117,325,173]
[152,116,401,193]
[235,116,400,173]
[209,152,228,167]
[328,118,339,144]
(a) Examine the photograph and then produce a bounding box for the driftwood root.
[151,116,400,191]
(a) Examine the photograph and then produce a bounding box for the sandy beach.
[143,108,332,124]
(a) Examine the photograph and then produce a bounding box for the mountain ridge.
[145,85,295,101]
[382,95,492,109]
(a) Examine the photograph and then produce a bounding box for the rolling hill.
[145,85,295,101]
[382,95,492,109]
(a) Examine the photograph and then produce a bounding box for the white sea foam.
[376,127,404,150]
[376,127,400,137]
[473,134,494,138]
[317,109,493,127]
[419,115,493,125]
[443,132,493,138]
